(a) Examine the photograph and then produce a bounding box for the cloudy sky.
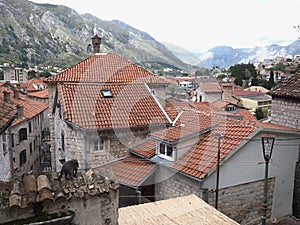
[30,0,300,53]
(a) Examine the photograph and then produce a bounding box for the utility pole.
[215,134,223,209]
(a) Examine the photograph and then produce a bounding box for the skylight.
[101,90,113,97]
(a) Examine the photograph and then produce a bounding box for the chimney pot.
[17,104,24,118]
[14,90,19,99]
[3,91,10,103]
[92,35,102,53]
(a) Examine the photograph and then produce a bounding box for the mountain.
[197,41,300,69]
[162,42,202,66]
[0,0,196,72]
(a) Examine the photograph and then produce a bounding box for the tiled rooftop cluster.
[46,53,168,84]
[1,169,119,208]
[270,71,300,98]
[0,95,16,131]
[103,156,156,188]
[58,83,169,129]
[45,53,170,130]
[0,83,48,127]
[130,101,261,180]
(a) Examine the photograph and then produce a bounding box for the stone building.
[127,101,300,224]
[269,71,300,218]
[0,89,16,181]
[0,168,119,224]
[45,35,171,173]
[0,83,49,179]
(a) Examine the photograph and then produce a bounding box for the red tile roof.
[171,119,258,179]
[103,156,156,187]
[20,78,48,92]
[232,91,264,97]
[59,83,169,129]
[199,83,222,93]
[46,53,168,85]
[0,86,48,127]
[270,72,300,98]
[130,139,157,159]
[0,100,16,132]
[27,88,49,99]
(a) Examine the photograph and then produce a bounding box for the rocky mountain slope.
[0,0,194,71]
[198,41,300,69]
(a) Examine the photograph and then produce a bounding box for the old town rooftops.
[270,71,300,98]
[58,82,171,129]
[45,53,168,85]
[0,169,119,209]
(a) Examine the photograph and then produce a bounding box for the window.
[158,142,174,160]
[30,143,32,154]
[19,128,27,142]
[101,90,113,98]
[20,150,27,167]
[94,139,105,151]
[28,121,32,133]
[11,133,14,147]
[61,132,65,151]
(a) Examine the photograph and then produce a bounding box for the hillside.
[0,0,196,72]
[197,41,300,69]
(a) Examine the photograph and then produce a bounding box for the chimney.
[17,104,24,118]
[92,35,102,53]
[3,91,10,103]
[14,90,19,99]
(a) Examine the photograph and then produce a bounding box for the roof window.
[101,90,113,98]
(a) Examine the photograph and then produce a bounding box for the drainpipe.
[215,134,223,209]
[136,188,141,204]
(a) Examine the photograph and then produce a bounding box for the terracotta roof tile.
[59,83,169,129]
[20,78,48,92]
[103,156,156,187]
[130,139,157,159]
[0,86,48,127]
[45,53,168,84]
[270,71,300,98]
[0,100,16,132]
[27,88,49,99]
[171,119,258,179]
[199,83,222,93]
[3,169,118,209]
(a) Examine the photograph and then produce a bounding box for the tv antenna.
[294,25,300,39]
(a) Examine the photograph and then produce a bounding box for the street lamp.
[261,134,275,225]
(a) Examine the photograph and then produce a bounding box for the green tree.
[255,107,265,120]
[274,62,286,72]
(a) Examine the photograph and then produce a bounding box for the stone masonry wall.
[208,178,275,225]
[156,168,275,225]
[155,171,204,201]
[271,97,300,129]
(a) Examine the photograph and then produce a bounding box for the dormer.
[156,141,176,161]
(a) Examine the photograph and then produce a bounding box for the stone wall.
[156,168,275,225]
[207,178,275,225]
[155,169,205,201]
[0,170,119,225]
[271,97,300,129]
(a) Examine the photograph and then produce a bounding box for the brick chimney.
[3,91,10,103]
[14,90,19,99]
[17,104,24,118]
[92,35,102,53]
